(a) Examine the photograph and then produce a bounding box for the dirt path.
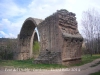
[0,58,100,75]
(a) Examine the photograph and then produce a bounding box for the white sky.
[0,0,100,38]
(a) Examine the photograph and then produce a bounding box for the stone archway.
[30,30,39,58]
[15,17,42,60]
[15,9,83,66]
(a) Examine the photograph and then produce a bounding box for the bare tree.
[81,8,100,56]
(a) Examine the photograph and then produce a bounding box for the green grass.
[90,71,100,75]
[33,41,40,58]
[90,61,100,67]
[71,54,100,66]
[0,54,100,69]
[0,59,66,69]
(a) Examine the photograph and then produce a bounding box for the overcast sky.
[0,0,100,38]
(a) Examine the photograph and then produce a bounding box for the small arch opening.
[19,17,41,60]
[31,29,40,58]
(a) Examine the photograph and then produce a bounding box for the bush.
[33,41,40,58]
[0,46,13,60]
[0,38,17,60]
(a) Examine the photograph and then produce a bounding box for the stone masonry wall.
[14,9,83,65]
[36,12,62,64]
[35,9,83,65]
[57,9,83,65]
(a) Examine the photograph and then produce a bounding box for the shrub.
[33,41,40,58]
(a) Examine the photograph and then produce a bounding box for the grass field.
[0,59,66,69]
[0,54,100,69]
[71,54,100,66]
[89,71,100,75]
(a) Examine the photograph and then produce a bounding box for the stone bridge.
[14,9,83,65]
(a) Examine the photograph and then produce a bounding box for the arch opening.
[31,31,40,58]
[18,17,40,60]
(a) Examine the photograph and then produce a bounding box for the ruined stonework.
[34,9,83,65]
[15,9,83,65]
[14,18,43,60]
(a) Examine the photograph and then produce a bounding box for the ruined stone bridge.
[14,9,83,65]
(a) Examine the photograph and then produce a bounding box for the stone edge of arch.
[19,17,43,35]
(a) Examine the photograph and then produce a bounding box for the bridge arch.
[19,17,37,39]
[18,17,42,60]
